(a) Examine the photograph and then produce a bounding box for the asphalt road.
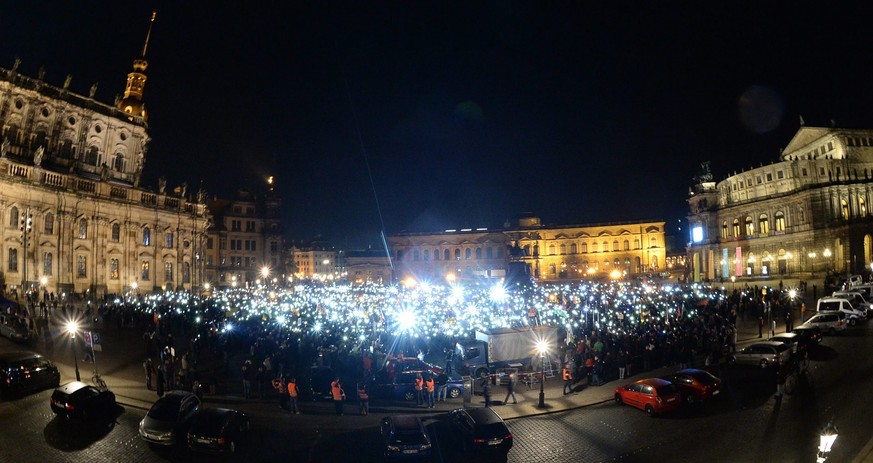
[1,322,870,462]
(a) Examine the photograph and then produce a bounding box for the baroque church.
[0,13,210,298]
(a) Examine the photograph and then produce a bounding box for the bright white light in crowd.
[398,310,417,332]
[313,323,322,333]
[261,266,270,278]
[403,278,417,288]
[788,289,797,299]
[535,339,549,355]
[451,285,464,302]
[276,315,286,325]
[489,283,507,302]
[195,316,201,323]
[223,323,234,333]
[66,321,78,335]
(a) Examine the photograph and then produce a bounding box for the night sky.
[3,2,873,248]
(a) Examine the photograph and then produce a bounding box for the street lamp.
[817,422,838,463]
[260,266,270,279]
[535,340,548,408]
[66,321,81,381]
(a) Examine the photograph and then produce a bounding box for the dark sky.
[3,2,873,248]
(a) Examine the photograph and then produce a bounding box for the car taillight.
[473,438,486,444]
[65,403,74,410]
[218,437,225,445]
[504,433,513,440]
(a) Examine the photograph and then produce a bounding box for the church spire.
[117,11,156,122]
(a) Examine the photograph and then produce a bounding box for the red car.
[614,378,681,416]
[661,369,722,404]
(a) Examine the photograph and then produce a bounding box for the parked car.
[768,332,802,355]
[380,415,432,459]
[816,297,865,325]
[800,312,848,335]
[791,325,823,345]
[728,341,792,369]
[50,381,116,420]
[832,291,873,318]
[139,391,201,445]
[614,378,681,416]
[661,369,722,404]
[372,370,464,402]
[0,351,60,399]
[447,407,513,457]
[186,408,250,454]
[0,314,34,343]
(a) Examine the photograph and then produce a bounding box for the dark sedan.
[50,381,116,419]
[661,369,722,404]
[187,408,250,454]
[792,325,823,345]
[139,391,201,445]
[448,407,513,458]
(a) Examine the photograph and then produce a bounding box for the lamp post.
[535,340,548,408]
[66,321,81,381]
[817,422,838,463]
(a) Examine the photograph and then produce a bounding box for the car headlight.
[421,444,432,450]
[387,445,400,452]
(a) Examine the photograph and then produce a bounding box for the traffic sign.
[91,332,102,352]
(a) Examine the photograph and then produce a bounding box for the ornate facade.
[686,126,873,282]
[388,216,666,283]
[0,15,210,297]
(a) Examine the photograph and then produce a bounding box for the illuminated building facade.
[687,126,873,282]
[387,215,666,283]
[204,184,283,289]
[0,16,209,297]
[340,249,392,285]
[289,245,338,281]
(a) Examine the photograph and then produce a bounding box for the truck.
[455,326,559,379]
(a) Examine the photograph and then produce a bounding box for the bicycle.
[92,372,107,390]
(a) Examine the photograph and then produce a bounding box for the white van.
[832,291,873,318]
[817,297,865,325]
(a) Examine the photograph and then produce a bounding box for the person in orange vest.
[331,377,345,416]
[425,374,436,408]
[287,377,300,414]
[273,375,288,411]
[562,364,574,395]
[414,373,424,406]
[357,383,370,415]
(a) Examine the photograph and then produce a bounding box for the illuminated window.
[775,211,785,231]
[141,261,150,280]
[758,214,769,235]
[43,252,53,276]
[721,221,728,240]
[733,219,741,237]
[860,198,868,218]
[77,255,87,277]
[744,217,753,236]
[109,258,119,280]
[841,199,849,220]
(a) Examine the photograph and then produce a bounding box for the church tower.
[117,11,156,122]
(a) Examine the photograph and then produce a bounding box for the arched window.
[733,219,741,237]
[592,242,598,252]
[141,261,150,280]
[59,139,73,158]
[423,249,430,261]
[560,244,566,255]
[142,227,151,246]
[523,245,531,256]
[860,198,868,218]
[475,248,482,259]
[413,250,419,261]
[841,199,849,219]
[775,211,785,232]
[634,239,640,249]
[635,256,642,272]
[721,221,728,240]
[32,130,47,150]
[109,258,119,280]
[44,213,54,234]
[602,241,608,252]
[614,258,620,266]
[465,248,472,259]
[758,214,770,235]
[111,223,121,242]
[9,206,18,228]
[486,247,493,259]
[78,219,87,239]
[548,244,556,255]
[8,248,18,272]
[113,154,125,172]
[581,242,588,253]
[612,240,619,251]
[444,249,450,260]
[744,216,754,236]
[85,146,99,166]
[43,252,52,276]
[570,243,577,254]
[183,262,191,283]
[433,249,440,261]
[623,240,630,251]
[454,248,461,260]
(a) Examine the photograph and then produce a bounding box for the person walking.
[562,364,574,395]
[331,377,345,416]
[274,375,288,411]
[503,372,518,404]
[425,374,435,408]
[436,371,449,402]
[358,383,370,416]
[242,360,253,399]
[414,373,424,406]
[143,358,155,390]
[287,377,300,414]
[479,373,492,407]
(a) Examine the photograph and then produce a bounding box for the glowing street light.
[261,266,270,278]
[817,422,838,463]
[445,272,456,283]
[66,321,81,381]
